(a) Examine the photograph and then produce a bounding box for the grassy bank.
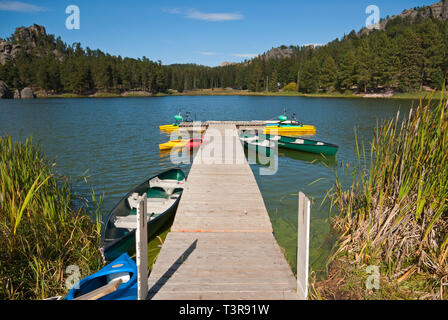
[162,89,442,100]
[32,89,441,100]
[0,135,104,299]
[312,95,448,299]
[35,91,169,99]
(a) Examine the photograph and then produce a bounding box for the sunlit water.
[0,96,415,274]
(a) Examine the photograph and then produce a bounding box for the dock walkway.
[147,124,299,300]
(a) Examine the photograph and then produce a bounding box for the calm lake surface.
[0,96,415,273]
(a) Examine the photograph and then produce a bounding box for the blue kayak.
[65,253,137,300]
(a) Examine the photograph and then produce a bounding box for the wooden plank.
[147,124,300,300]
[150,291,299,300]
[136,194,148,300]
[297,192,310,300]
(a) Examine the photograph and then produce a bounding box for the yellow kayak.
[263,124,316,135]
[158,139,188,150]
[159,124,179,131]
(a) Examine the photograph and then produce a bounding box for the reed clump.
[0,135,103,300]
[326,95,448,299]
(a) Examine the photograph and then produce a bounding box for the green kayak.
[101,168,186,262]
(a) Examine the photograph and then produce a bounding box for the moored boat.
[185,137,203,149]
[65,253,137,300]
[101,168,186,262]
[240,134,277,157]
[159,137,203,150]
[274,134,338,155]
[159,123,179,131]
[263,111,317,135]
[263,124,317,135]
[241,133,338,156]
[158,139,188,150]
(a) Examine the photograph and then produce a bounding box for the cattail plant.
[327,94,448,298]
[0,135,103,300]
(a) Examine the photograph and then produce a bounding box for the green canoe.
[273,134,339,156]
[240,134,276,157]
[101,168,186,262]
[241,133,338,156]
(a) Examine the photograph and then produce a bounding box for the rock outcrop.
[20,87,35,99]
[0,39,19,65]
[361,0,448,35]
[0,81,13,99]
[262,46,294,60]
[0,24,65,65]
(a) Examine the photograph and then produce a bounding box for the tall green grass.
[0,135,103,299]
[327,94,448,298]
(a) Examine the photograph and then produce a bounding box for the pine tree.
[269,69,279,92]
[249,62,263,92]
[320,55,338,91]
[399,33,424,91]
[299,57,320,93]
[355,39,371,93]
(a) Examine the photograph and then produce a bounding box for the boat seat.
[149,177,184,195]
[114,197,178,230]
[127,193,141,210]
[293,139,305,144]
[112,213,162,230]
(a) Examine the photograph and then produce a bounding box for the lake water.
[0,96,415,274]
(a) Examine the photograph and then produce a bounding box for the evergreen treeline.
[0,15,447,95]
[171,16,448,94]
[0,31,169,94]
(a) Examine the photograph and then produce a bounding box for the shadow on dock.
[146,239,198,299]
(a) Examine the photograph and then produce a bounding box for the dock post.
[136,193,148,300]
[297,192,310,300]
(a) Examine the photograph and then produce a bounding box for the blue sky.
[0,0,438,66]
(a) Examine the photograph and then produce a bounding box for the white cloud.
[186,9,243,22]
[199,51,217,56]
[233,53,258,58]
[0,1,46,12]
[163,7,244,22]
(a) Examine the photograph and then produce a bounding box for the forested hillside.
[1,1,448,96]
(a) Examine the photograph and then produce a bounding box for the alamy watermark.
[366,265,380,290]
[65,265,81,290]
[66,5,80,30]
[366,5,380,30]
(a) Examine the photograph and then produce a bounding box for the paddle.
[73,279,123,300]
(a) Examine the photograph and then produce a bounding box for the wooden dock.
[147,124,300,300]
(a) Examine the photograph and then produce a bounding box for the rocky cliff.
[361,0,448,35]
[0,24,65,65]
[0,81,12,98]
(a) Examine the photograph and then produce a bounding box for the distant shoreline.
[33,89,442,100]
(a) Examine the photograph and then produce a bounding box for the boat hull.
[269,134,338,155]
[263,124,316,135]
[243,141,273,157]
[101,168,185,262]
[65,253,137,300]
[159,124,179,131]
[242,133,338,156]
[159,139,187,150]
